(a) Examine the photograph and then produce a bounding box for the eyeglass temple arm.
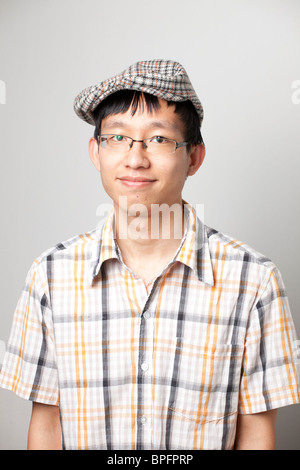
[176,134,204,149]
[175,142,189,149]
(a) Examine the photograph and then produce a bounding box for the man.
[0,60,299,450]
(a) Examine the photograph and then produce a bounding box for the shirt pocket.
[168,339,244,425]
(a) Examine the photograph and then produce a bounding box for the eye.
[150,136,170,144]
[111,135,125,142]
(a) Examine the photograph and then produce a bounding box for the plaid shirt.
[0,203,299,450]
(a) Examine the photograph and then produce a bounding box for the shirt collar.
[174,202,214,286]
[88,203,214,287]
[88,208,119,286]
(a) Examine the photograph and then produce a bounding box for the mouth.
[118,176,157,187]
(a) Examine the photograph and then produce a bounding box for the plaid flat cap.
[73,59,203,126]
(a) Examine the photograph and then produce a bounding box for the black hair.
[92,90,203,151]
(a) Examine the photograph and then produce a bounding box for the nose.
[123,140,150,169]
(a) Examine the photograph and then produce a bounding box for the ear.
[187,143,206,176]
[88,137,101,172]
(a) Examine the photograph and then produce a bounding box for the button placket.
[137,304,154,441]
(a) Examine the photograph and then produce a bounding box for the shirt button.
[140,415,147,425]
[143,311,151,320]
[141,362,149,372]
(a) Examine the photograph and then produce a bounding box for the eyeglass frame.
[96,134,190,154]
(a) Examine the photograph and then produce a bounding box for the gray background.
[0,0,299,449]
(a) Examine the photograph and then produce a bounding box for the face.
[89,97,205,214]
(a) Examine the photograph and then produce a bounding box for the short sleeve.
[238,266,300,414]
[0,262,59,405]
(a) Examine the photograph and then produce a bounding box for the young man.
[0,60,299,450]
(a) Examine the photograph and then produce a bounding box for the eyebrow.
[101,119,181,133]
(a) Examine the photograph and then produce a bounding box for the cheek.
[98,160,116,191]
[161,160,188,185]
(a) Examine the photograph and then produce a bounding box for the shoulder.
[204,225,279,288]
[27,226,101,280]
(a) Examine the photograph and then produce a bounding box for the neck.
[114,199,186,261]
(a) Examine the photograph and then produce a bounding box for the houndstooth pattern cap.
[73,59,203,126]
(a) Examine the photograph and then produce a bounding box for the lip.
[118,176,157,187]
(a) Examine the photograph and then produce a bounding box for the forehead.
[101,98,185,136]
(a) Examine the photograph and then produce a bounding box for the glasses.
[97,134,190,155]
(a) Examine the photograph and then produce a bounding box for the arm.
[27,402,62,450]
[234,409,278,450]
